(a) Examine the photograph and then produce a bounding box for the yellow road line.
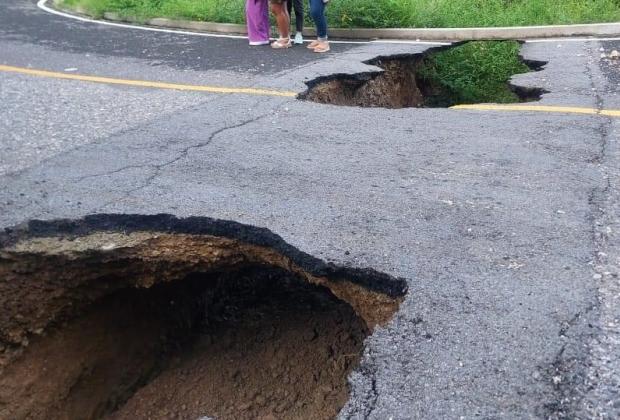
[0,64,297,97]
[452,104,620,118]
[3,64,620,117]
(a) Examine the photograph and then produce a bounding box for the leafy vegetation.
[418,41,531,105]
[60,0,620,28]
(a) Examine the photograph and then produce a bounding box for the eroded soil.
[0,228,404,420]
[111,268,368,420]
[304,59,425,109]
[300,46,545,109]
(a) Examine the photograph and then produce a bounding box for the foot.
[271,38,292,49]
[307,39,321,49]
[249,40,270,46]
[312,41,330,53]
[294,32,304,45]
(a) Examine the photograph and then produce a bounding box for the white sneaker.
[294,32,304,45]
[249,40,270,46]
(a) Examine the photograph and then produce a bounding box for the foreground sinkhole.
[0,215,407,420]
[299,41,547,109]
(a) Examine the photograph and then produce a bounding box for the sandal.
[271,38,292,49]
[307,40,321,49]
[313,41,330,53]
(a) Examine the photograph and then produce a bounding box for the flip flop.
[313,42,330,53]
[307,40,321,49]
[271,38,292,49]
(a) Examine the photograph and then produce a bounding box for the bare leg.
[270,2,290,40]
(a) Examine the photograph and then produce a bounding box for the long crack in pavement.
[96,112,273,212]
[567,42,620,420]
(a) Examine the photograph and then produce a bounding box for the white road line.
[36,0,446,45]
[37,0,249,40]
[369,40,451,45]
[36,0,620,46]
[525,36,620,43]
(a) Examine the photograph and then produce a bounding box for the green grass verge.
[418,41,530,106]
[59,0,620,28]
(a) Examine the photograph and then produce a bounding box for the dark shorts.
[269,0,285,4]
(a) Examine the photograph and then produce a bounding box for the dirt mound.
[305,59,425,109]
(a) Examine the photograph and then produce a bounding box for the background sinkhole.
[300,41,547,109]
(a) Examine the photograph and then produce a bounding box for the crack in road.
[72,97,262,184]
[574,44,620,417]
[93,107,274,212]
[365,368,380,420]
[1,93,222,180]
[549,42,620,419]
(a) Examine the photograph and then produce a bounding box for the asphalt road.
[1,0,620,418]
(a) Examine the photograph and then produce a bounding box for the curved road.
[1,0,620,418]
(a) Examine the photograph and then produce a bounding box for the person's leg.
[246,0,270,45]
[309,0,327,39]
[270,0,291,47]
[290,0,303,44]
[293,0,304,33]
[308,0,329,52]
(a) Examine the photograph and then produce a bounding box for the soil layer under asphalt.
[0,214,406,420]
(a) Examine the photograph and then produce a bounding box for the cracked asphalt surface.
[2,0,620,418]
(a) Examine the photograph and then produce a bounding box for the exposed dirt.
[300,48,545,109]
[0,227,405,420]
[111,268,368,420]
[304,59,425,109]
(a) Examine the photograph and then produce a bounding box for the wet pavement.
[1,0,620,418]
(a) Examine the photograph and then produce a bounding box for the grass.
[59,0,620,28]
[418,41,531,105]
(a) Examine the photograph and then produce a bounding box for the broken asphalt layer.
[2,0,620,418]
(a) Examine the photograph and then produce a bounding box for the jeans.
[309,0,327,39]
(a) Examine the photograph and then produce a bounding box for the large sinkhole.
[0,215,407,420]
[300,41,548,108]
